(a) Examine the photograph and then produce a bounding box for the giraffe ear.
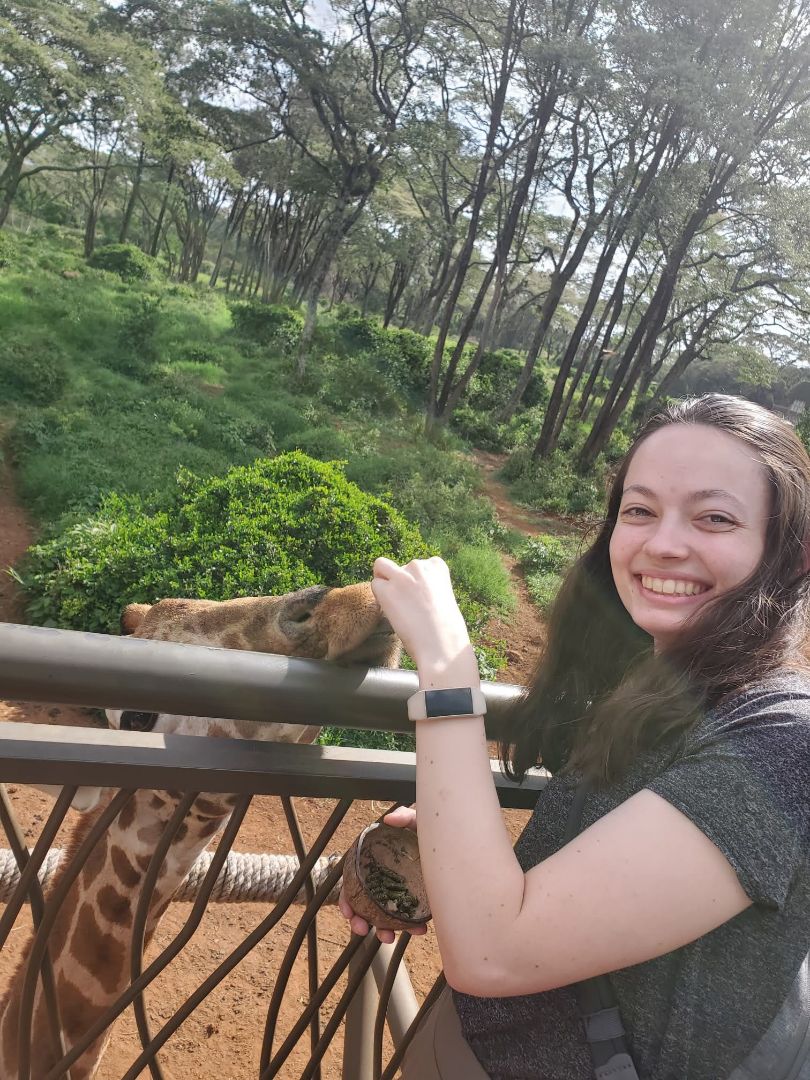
[121,603,152,635]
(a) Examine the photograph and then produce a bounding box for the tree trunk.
[149,161,175,258]
[119,145,145,244]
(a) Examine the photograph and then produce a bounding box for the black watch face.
[424,687,474,718]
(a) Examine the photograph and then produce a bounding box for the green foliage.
[333,315,432,397]
[110,294,165,376]
[0,231,17,268]
[517,533,581,575]
[314,351,403,416]
[518,533,583,615]
[796,406,810,454]
[0,337,69,404]
[279,425,352,461]
[317,727,415,752]
[445,543,515,615]
[87,244,158,282]
[20,452,431,632]
[229,301,303,352]
[525,571,564,615]
[503,447,604,516]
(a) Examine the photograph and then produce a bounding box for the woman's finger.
[383,805,417,831]
[373,556,401,580]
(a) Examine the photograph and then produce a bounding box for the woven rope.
[0,848,343,905]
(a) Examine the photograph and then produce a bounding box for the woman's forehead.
[624,424,769,501]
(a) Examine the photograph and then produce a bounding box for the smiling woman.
[609,424,771,649]
[340,394,810,1080]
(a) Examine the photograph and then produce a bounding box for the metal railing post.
[342,934,379,1080]
[370,941,419,1045]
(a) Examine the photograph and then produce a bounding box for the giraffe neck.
[0,790,231,1080]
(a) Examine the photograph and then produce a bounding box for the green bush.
[0,230,17,269]
[21,452,431,632]
[525,571,564,614]
[446,543,515,614]
[0,339,69,405]
[518,533,580,575]
[87,243,158,282]
[229,301,303,352]
[316,351,403,415]
[280,425,352,461]
[334,316,432,398]
[503,447,604,516]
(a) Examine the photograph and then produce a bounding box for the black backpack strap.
[564,780,642,1080]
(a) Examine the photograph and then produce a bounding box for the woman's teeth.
[640,576,708,596]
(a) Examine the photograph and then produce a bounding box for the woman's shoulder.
[710,668,810,729]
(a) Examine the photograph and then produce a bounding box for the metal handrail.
[0,621,522,736]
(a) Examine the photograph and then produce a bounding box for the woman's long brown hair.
[501,395,810,785]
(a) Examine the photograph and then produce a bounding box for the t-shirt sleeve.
[645,688,810,909]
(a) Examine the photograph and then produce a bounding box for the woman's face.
[608,423,771,649]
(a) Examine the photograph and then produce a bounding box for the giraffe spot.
[111,845,142,889]
[117,799,137,831]
[49,886,81,959]
[72,904,126,994]
[82,833,109,887]
[194,797,227,818]
[150,794,167,810]
[97,884,132,928]
[197,818,222,839]
[135,854,152,873]
[56,972,105,1042]
[136,820,170,846]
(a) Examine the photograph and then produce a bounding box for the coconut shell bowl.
[343,822,432,933]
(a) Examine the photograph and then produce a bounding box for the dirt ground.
[0,445,541,1079]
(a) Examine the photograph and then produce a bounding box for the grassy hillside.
[0,229,524,661]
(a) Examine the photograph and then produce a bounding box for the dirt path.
[0,442,545,1079]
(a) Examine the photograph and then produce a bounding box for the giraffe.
[0,581,401,1079]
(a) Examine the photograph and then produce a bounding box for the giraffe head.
[106,581,400,740]
[43,581,398,812]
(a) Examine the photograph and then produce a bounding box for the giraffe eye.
[120,711,158,732]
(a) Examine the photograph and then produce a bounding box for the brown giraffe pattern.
[0,582,401,1079]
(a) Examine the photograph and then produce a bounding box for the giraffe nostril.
[120,711,159,732]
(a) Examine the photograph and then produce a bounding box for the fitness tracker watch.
[406,687,487,722]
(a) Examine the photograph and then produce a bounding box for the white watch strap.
[406,687,487,722]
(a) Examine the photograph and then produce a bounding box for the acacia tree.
[0,0,160,228]
[200,0,428,373]
[575,0,810,469]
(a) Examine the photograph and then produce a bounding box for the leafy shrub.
[316,351,403,415]
[87,243,157,282]
[471,348,548,412]
[279,425,351,461]
[0,339,69,405]
[503,447,604,516]
[109,295,164,376]
[229,301,303,352]
[21,452,430,632]
[334,316,432,397]
[0,230,17,269]
[446,543,515,614]
[525,571,564,614]
[518,534,580,575]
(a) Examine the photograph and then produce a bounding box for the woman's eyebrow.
[622,484,746,512]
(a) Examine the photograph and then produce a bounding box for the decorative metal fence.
[0,623,546,1080]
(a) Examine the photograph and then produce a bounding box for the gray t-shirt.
[453,672,810,1079]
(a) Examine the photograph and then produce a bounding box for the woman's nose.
[643,518,690,560]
